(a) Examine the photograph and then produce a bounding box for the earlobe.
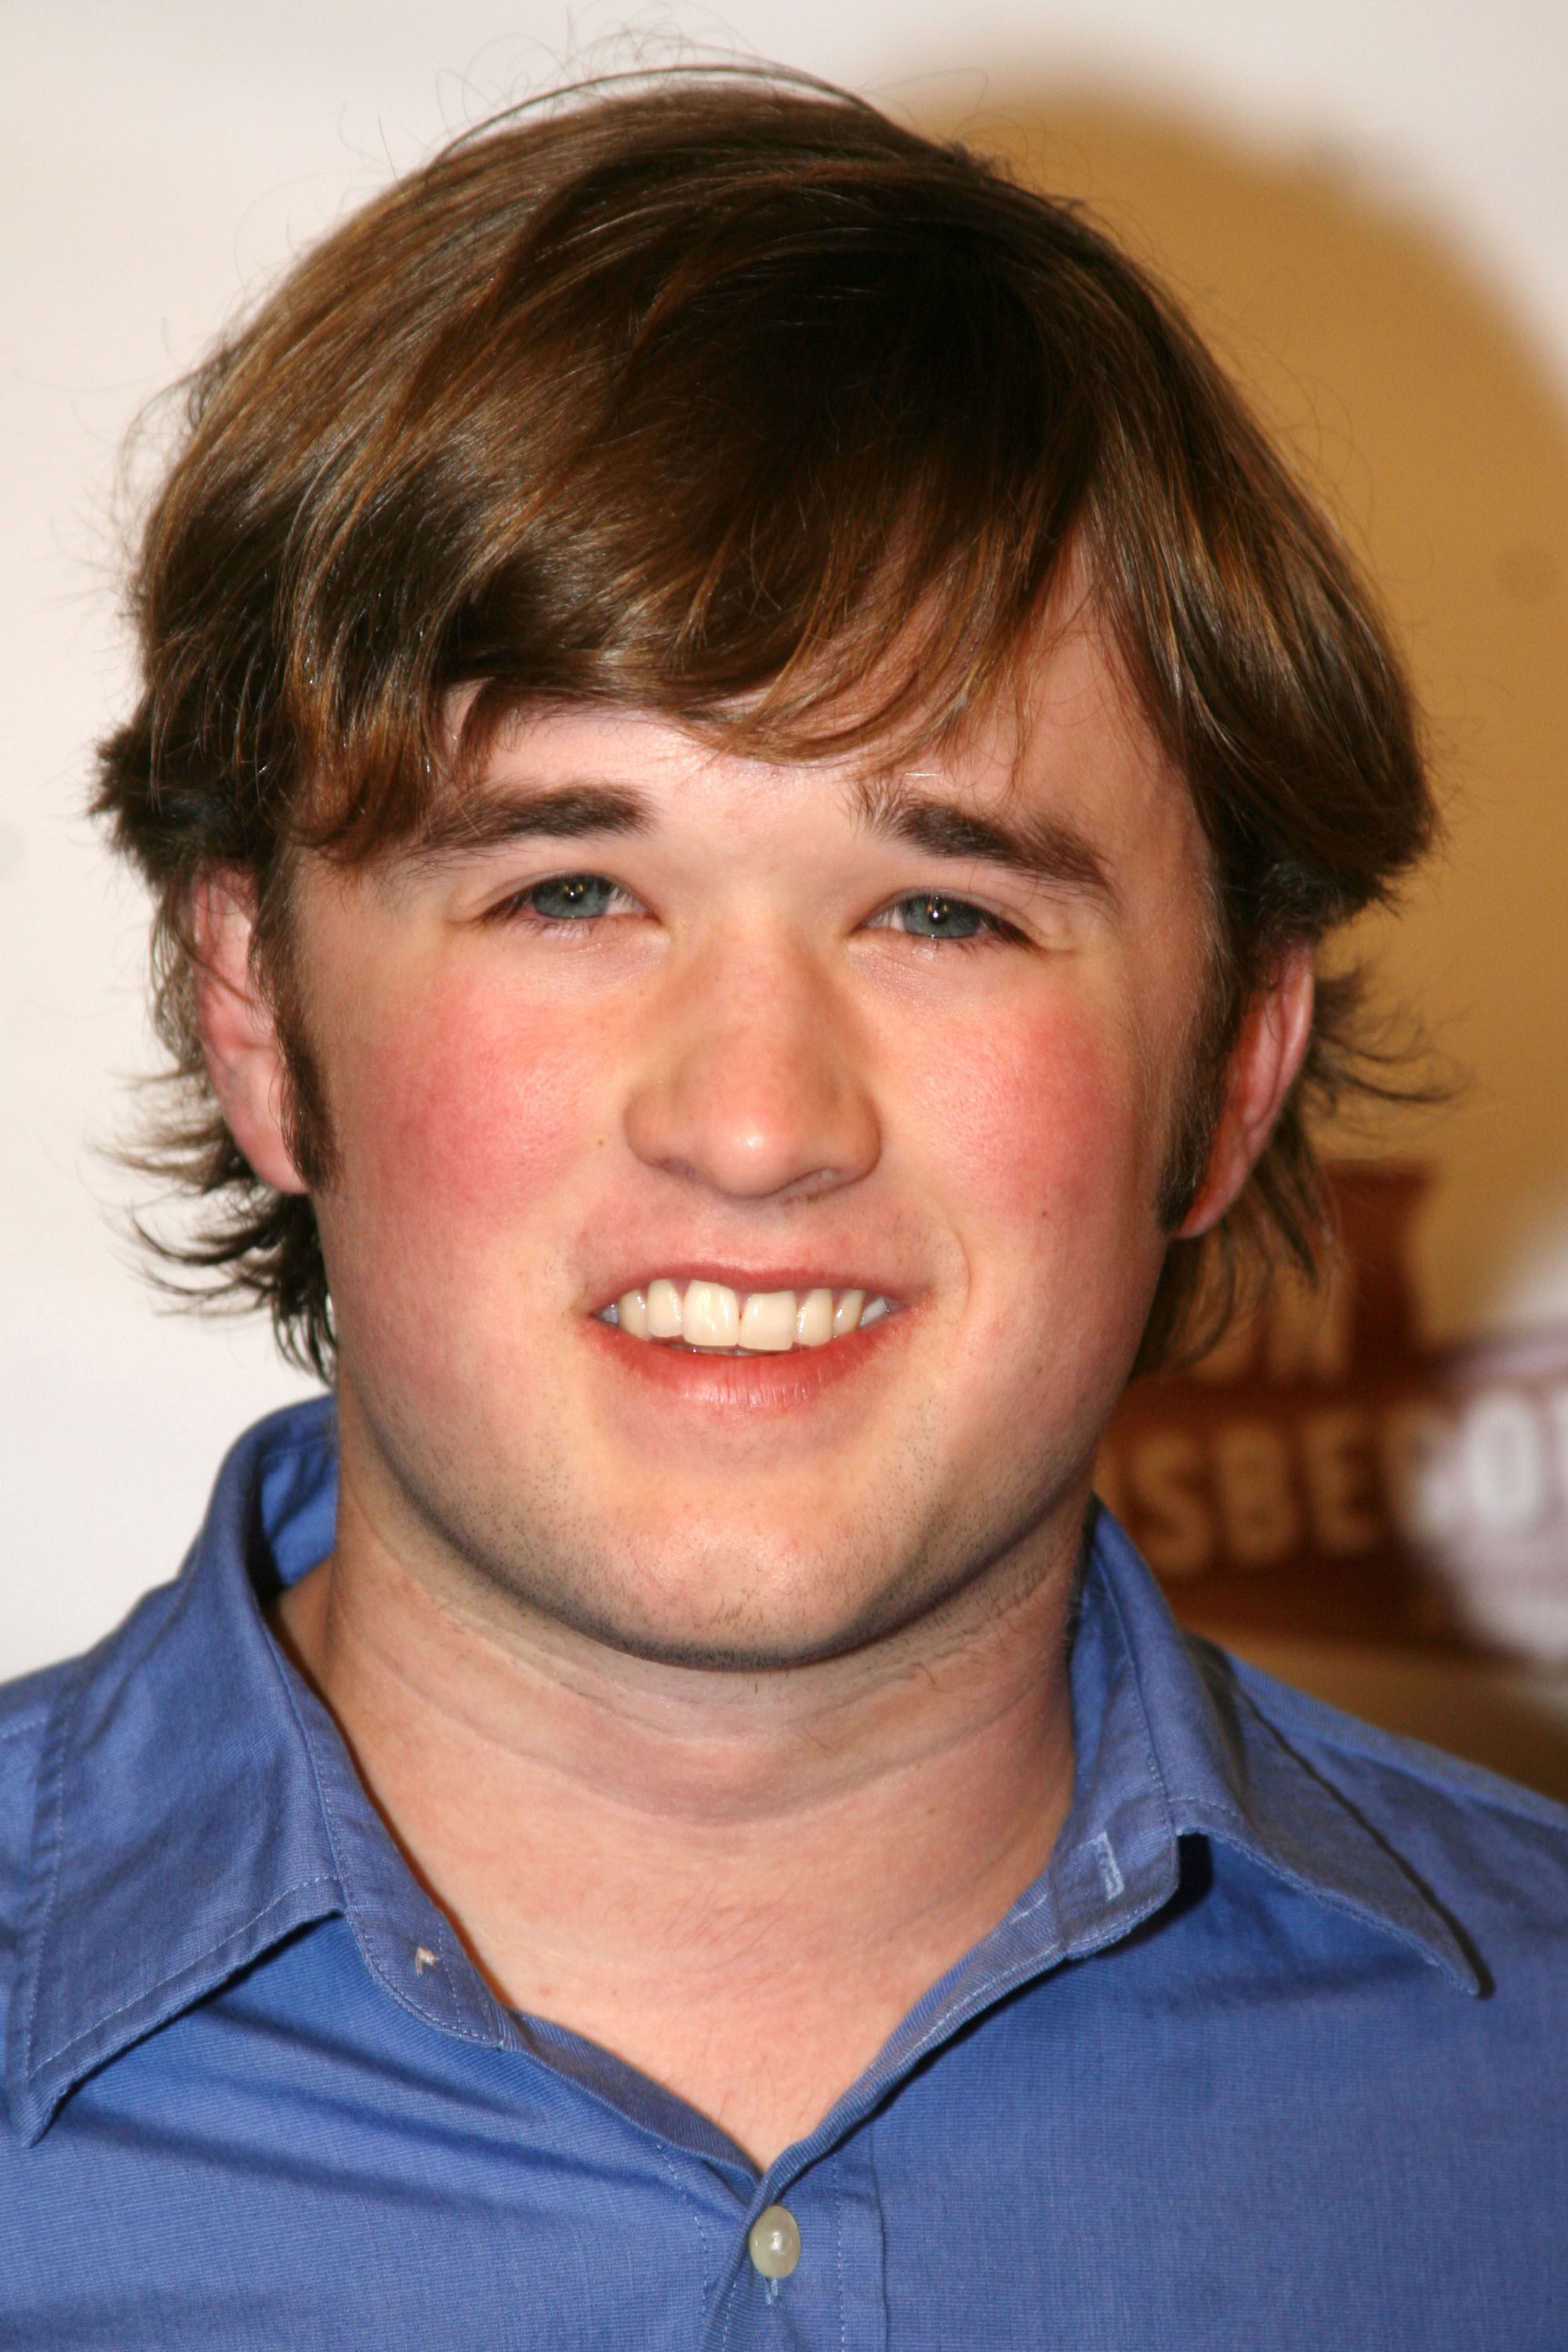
[191,873,309,1196]
[1174,946,1316,1240]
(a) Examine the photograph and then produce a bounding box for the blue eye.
[492,877,1017,946]
[900,895,982,939]
[485,873,632,932]
[889,894,993,942]
[517,874,619,920]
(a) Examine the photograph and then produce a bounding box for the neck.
[274,1459,1082,2169]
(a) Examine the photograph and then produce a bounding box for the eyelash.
[487,875,1025,951]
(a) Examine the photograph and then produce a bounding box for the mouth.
[595,1277,898,1356]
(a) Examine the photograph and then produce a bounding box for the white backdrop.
[5,0,1567,1677]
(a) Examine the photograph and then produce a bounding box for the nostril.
[620,1030,881,1203]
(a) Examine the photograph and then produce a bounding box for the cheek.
[905,993,1161,1243]
[327,971,602,1247]
[903,996,1175,1430]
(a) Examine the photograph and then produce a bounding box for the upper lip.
[588,1263,910,1315]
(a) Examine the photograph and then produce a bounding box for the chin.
[583,1617,867,1675]
[541,1573,884,1675]
[535,1527,986,1677]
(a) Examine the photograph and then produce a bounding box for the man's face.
[281,615,1217,1667]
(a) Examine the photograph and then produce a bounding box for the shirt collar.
[9,1402,358,2143]
[8,1404,1479,2147]
[1077,1505,1482,1997]
[791,1501,1480,2183]
[9,1398,500,2147]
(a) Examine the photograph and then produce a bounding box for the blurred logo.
[1099,1164,1568,1658]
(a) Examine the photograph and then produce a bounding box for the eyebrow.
[394,782,653,873]
[392,772,1115,906]
[851,776,1117,906]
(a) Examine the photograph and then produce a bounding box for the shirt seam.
[1229,1684,1482,1991]
[1161,1788,1247,1827]
[31,1876,340,2074]
[653,2138,717,2299]
[721,2243,737,2352]
[865,2114,889,2343]
[268,1646,503,2050]
[837,2161,848,2352]
[20,1658,79,2098]
[1085,1555,1179,1843]
[1210,1642,1568,1833]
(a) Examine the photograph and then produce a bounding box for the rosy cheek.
[334,972,599,1235]
[907,1000,1151,1236]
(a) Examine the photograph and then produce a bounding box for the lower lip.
[583,1310,907,1410]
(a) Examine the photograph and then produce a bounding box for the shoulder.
[1192,1634,1568,1947]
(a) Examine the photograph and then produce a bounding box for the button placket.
[700,2136,890,2350]
[828,2133,890,2351]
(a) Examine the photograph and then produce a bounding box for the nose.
[621,924,882,1202]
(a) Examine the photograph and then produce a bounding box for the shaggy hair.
[94,70,1436,1378]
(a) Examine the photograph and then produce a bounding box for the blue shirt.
[2,1396,1564,2350]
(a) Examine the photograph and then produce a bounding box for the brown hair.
[95,68,1436,1379]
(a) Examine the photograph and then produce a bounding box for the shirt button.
[748,2205,802,2279]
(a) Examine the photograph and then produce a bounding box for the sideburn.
[275,1002,339,1193]
[1152,936,1245,1233]
[252,866,341,1195]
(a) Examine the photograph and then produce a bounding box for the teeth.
[683,1279,740,1348]
[608,1281,891,1353]
[618,1287,649,1339]
[738,1290,796,1352]
[832,1288,866,1338]
[795,1287,833,1347]
[646,1278,683,1338]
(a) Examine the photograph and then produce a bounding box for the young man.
[3,72,1563,2347]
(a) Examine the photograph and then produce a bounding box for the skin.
[196,609,1312,2166]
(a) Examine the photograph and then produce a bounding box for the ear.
[1174,944,1315,1240]
[190,873,309,1196]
